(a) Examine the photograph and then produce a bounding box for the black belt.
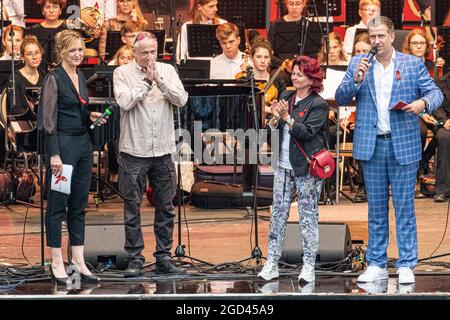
[377,133,392,139]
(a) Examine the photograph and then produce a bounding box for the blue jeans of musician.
[267,166,323,267]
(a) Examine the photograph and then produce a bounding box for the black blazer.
[268,90,329,176]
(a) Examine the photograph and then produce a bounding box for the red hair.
[292,55,324,94]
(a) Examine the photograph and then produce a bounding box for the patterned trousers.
[267,166,323,266]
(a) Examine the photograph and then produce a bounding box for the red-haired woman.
[258,56,328,284]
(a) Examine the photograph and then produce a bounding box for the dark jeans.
[118,152,177,264]
[45,134,93,248]
[435,128,450,195]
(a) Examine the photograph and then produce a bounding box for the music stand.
[307,0,342,17]
[186,24,246,58]
[392,30,410,52]
[85,65,123,203]
[345,0,360,27]
[431,1,450,27]
[178,59,210,79]
[272,20,325,60]
[0,61,23,92]
[217,0,267,29]
[104,31,125,62]
[380,0,404,30]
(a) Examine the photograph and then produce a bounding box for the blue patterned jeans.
[267,167,323,266]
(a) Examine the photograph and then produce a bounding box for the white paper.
[50,164,73,195]
[320,68,346,100]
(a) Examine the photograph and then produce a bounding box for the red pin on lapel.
[396,70,401,80]
[79,96,88,106]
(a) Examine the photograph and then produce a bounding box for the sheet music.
[320,68,346,101]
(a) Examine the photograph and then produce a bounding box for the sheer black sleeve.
[37,72,60,157]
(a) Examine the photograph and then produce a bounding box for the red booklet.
[390,100,408,111]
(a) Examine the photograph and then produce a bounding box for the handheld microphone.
[357,47,378,78]
[90,104,116,129]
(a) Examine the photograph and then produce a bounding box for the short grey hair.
[133,31,157,49]
[368,16,395,33]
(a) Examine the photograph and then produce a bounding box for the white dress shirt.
[81,0,117,21]
[374,49,396,135]
[177,18,227,63]
[343,21,368,56]
[113,61,189,158]
[210,51,244,79]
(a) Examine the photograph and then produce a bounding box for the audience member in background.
[343,0,380,56]
[0,24,23,60]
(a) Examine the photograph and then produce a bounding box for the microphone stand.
[237,66,265,265]
[168,0,212,267]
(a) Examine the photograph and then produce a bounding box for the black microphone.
[357,47,378,79]
[90,104,116,129]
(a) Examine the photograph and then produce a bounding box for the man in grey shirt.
[113,31,188,277]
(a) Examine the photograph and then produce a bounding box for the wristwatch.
[286,116,295,126]
[420,98,430,113]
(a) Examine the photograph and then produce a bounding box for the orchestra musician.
[210,23,244,79]
[177,0,227,63]
[353,31,371,56]
[81,0,117,22]
[268,0,309,68]
[110,44,134,66]
[99,0,148,61]
[318,32,349,66]
[0,25,23,61]
[27,0,68,70]
[343,0,380,56]
[105,20,142,64]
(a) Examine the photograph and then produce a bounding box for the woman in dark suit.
[258,55,328,284]
[38,30,105,284]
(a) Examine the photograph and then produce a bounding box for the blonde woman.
[177,0,227,62]
[99,0,148,61]
[318,32,348,66]
[38,30,106,285]
[109,44,135,66]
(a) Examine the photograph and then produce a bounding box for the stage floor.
[2,274,450,299]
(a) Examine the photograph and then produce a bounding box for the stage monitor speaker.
[84,224,128,270]
[280,222,352,264]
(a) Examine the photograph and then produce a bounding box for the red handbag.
[294,140,335,179]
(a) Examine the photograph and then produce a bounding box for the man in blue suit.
[335,16,443,284]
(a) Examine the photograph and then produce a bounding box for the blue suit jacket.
[335,51,444,165]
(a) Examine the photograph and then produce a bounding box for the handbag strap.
[288,94,330,163]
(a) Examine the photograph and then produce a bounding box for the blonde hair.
[118,0,148,28]
[54,30,85,64]
[190,0,221,24]
[318,32,347,64]
[114,44,135,65]
[359,0,380,9]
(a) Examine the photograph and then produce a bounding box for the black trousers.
[435,128,450,195]
[118,152,177,263]
[45,134,93,248]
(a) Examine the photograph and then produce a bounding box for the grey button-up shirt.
[113,61,188,158]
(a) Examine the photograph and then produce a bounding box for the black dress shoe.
[69,263,100,283]
[124,260,143,278]
[49,263,68,286]
[155,260,187,275]
[434,193,448,203]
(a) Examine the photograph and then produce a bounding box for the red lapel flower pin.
[396,70,401,80]
[79,96,88,106]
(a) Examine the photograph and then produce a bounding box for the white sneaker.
[298,263,315,283]
[397,267,415,284]
[258,281,280,294]
[357,266,389,283]
[258,260,279,281]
